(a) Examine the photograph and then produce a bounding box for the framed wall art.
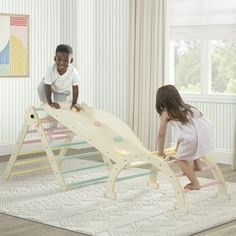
[0,13,29,77]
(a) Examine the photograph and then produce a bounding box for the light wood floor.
[0,154,235,236]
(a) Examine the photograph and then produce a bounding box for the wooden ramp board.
[43,103,150,159]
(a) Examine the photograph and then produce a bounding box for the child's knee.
[37,80,47,101]
[37,80,45,91]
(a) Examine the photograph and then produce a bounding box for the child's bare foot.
[184,183,201,190]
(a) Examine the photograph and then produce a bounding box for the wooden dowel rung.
[35,107,44,111]
[27,127,68,134]
[183,180,220,193]
[19,149,45,156]
[50,140,87,149]
[11,166,51,176]
[23,139,41,145]
[67,175,108,189]
[54,135,70,140]
[40,118,57,123]
[14,157,48,166]
[46,130,73,136]
[176,166,214,177]
[166,159,178,166]
[62,163,105,174]
[57,151,101,161]
[23,135,72,145]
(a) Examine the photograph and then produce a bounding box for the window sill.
[181,93,236,104]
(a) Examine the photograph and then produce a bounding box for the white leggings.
[37,80,71,130]
[37,80,70,103]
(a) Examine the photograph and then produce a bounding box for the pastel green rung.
[113,136,124,142]
[50,140,87,149]
[62,163,106,174]
[57,151,101,161]
[67,170,151,189]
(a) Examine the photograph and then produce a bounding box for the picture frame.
[0,13,29,77]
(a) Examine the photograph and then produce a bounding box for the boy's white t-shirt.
[44,64,80,94]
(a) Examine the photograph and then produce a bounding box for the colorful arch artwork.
[0,14,29,77]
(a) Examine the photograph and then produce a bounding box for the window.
[169,0,236,98]
[172,40,200,93]
[170,39,236,95]
[211,40,236,94]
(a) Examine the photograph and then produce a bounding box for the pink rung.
[27,127,67,134]
[183,180,220,193]
[54,135,70,140]
[166,159,178,166]
[23,135,71,145]
[201,180,220,188]
[46,130,73,136]
[23,139,41,145]
[40,118,57,124]
[176,166,214,177]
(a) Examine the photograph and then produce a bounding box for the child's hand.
[158,152,166,159]
[152,151,166,159]
[49,102,60,109]
[71,104,81,112]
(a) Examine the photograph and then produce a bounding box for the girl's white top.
[172,109,214,161]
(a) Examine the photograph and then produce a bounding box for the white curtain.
[170,0,236,26]
[170,0,236,40]
[128,0,169,151]
[234,121,236,170]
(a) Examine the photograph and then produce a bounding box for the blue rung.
[35,107,44,111]
[57,151,101,161]
[67,175,108,189]
[67,170,152,189]
[117,170,151,182]
[62,163,106,174]
[50,140,87,149]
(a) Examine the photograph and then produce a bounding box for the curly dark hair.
[55,44,73,55]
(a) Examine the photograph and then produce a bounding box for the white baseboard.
[211,149,234,166]
[0,142,43,157]
[0,142,15,156]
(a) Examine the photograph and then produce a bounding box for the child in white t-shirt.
[37,44,80,111]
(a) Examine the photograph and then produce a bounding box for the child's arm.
[45,84,60,109]
[175,140,180,152]
[157,111,169,158]
[71,85,80,111]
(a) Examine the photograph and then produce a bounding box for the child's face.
[54,52,73,75]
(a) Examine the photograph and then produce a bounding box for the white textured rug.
[0,159,236,236]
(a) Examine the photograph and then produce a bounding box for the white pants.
[37,80,71,132]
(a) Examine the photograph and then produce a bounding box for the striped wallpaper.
[0,0,129,154]
[0,0,61,151]
[186,100,236,151]
[76,0,129,121]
